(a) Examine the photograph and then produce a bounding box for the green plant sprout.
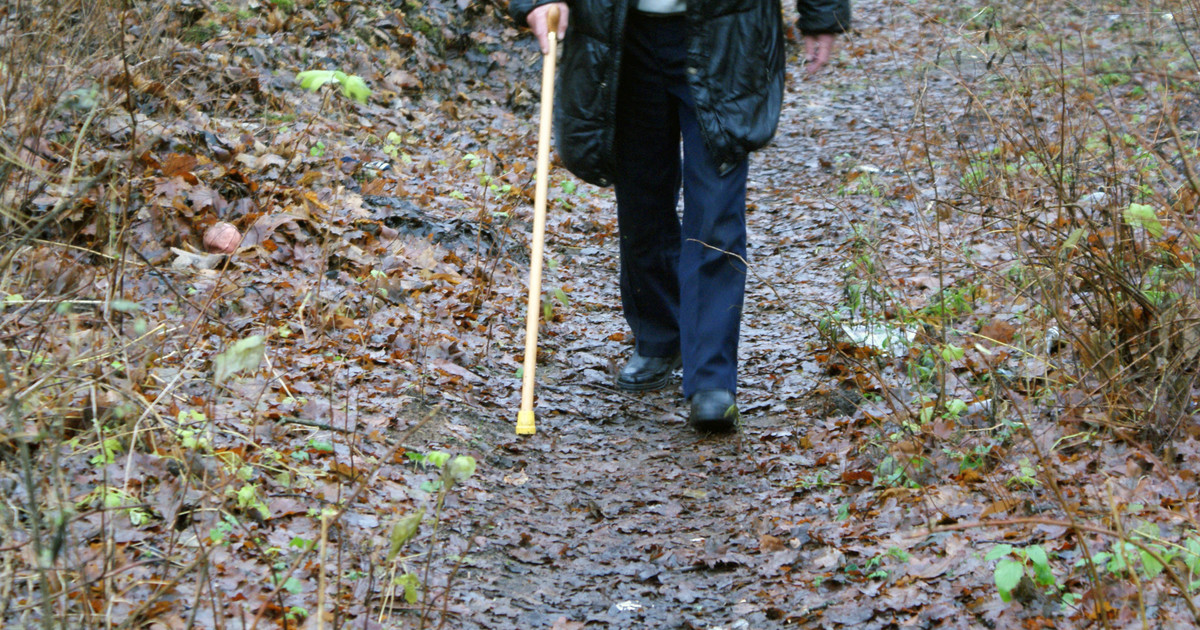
[78,487,151,526]
[1006,457,1040,488]
[987,544,1058,603]
[382,131,412,163]
[380,452,478,617]
[542,287,569,322]
[295,70,372,104]
[90,437,123,465]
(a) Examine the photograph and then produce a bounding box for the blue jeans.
[613,11,749,398]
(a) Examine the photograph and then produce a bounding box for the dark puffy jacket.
[509,0,851,186]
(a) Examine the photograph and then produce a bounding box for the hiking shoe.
[615,351,681,391]
[688,389,738,432]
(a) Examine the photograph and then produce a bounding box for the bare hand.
[803,33,836,75]
[527,3,569,55]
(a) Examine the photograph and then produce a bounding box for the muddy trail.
[10,0,1199,627]
[445,5,943,628]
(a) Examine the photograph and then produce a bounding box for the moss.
[182,21,220,44]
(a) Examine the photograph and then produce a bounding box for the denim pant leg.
[614,12,749,396]
[676,106,748,397]
[613,14,684,359]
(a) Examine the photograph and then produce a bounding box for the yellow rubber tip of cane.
[516,410,537,435]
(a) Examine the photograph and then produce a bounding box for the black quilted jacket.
[509,0,851,186]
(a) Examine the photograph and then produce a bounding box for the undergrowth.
[814,0,1200,624]
[0,1,514,628]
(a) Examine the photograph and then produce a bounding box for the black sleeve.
[796,0,851,35]
[508,0,566,26]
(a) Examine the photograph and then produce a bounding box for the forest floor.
[444,5,998,628]
[5,0,1200,628]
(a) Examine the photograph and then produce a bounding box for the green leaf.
[940,344,965,362]
[425,451,451,468]
[1032,561,1056,587]
[1124,203,1165,238]
[213,335,265,385]
[1062,227,1087,251]
[985,544,1014,562]
[282,576,303,595]
[91,437,123,465]
[109,299,141,312]
[289,537,316,551]
[1107,546,1129,574]
[1025,545,1049,569]
[446,455,477,484]
[387,508,425,562]
[103,489,124,509]
[1141,548,1165,578]
[994,558,1024,601]
[398,572,420,604]
[236,484,257,508]
[1185,539,1200,574]
[295,70,370,103]
[339,74,371,103]
[1078,551,1111,570]
[553,287,570,306]
[295,70,337,91]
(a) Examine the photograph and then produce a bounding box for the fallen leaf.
[981,498,1021,518]
[503,470,529,486]
[978,319,1017,345]
[213,335,265,385]
[170,247,225,270]
[759,534,787,553]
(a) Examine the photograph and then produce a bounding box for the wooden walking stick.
[517,5,560,436]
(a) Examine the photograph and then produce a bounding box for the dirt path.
[12,1,1200,627]
[445,5,940,627]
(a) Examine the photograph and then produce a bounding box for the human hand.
[527,3,569,55]
[803,33,836,75]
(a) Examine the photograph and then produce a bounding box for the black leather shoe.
[615,351,681,391]
[688,389,738,432]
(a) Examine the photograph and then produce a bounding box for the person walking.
[510,0,851,431]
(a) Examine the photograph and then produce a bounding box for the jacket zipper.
[601,0,630,185]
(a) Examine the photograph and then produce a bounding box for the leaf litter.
[3,0,1200,628]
